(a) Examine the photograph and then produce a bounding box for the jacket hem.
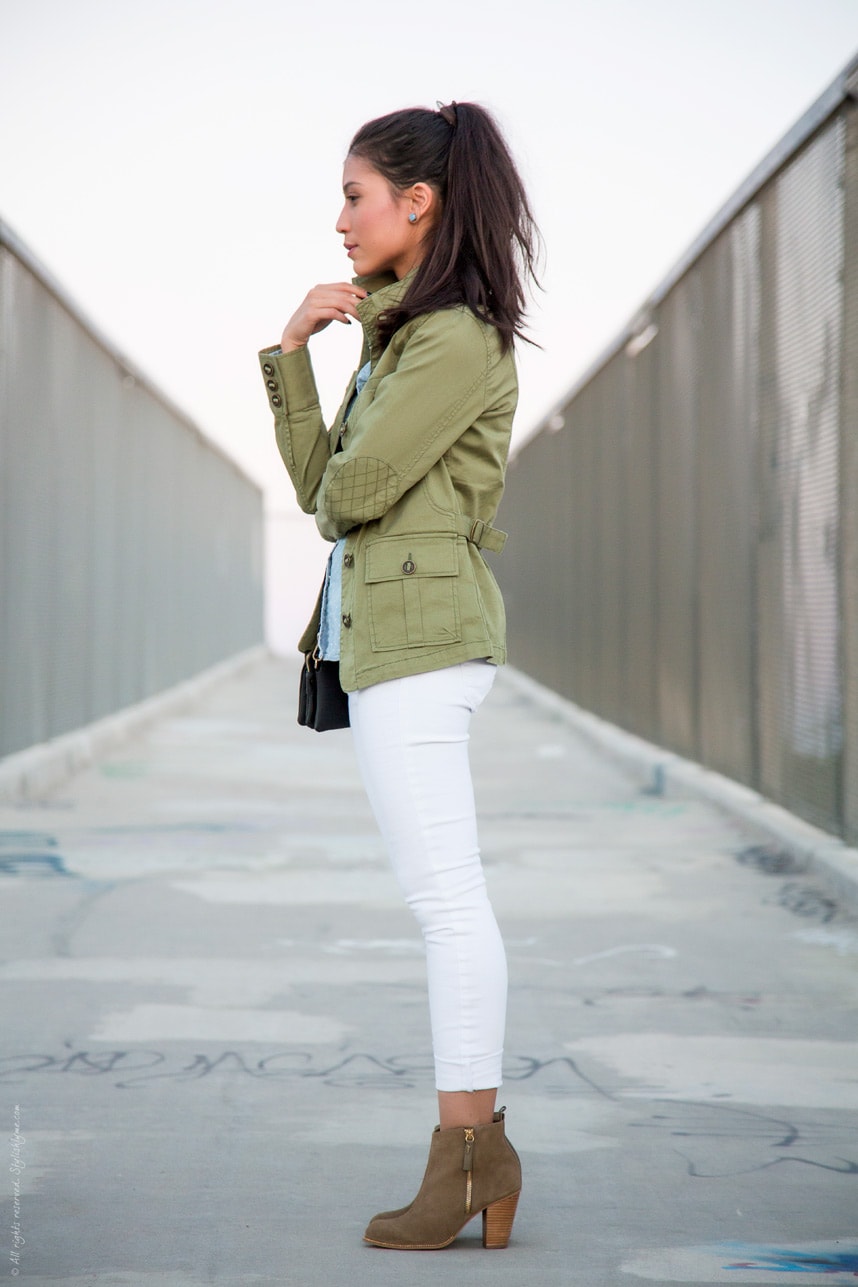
[342,641,506,692]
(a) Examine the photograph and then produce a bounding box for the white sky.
[3,0,858,650]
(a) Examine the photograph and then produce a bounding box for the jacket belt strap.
[456,516,508,554]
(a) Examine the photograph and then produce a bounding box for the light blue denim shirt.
[317,359,372,660]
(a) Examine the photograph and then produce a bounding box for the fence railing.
[0,221,264,759]
[498,54,858,844]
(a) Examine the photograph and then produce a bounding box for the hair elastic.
[436,100,458,128]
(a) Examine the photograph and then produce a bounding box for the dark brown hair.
[348,102,541,352]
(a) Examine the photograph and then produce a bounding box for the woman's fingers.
[281,283,368,350]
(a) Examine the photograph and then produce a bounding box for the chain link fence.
[498,58,858,843]
[0,222,264,760]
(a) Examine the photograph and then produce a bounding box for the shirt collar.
[354,268,418,359]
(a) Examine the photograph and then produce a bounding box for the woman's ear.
[410,182,438,224]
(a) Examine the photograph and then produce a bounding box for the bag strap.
[456,515,508,554]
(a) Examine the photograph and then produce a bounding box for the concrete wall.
[0,222,264,758]
[498,57,858,843]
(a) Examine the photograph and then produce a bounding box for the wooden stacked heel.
[482,1189,520,1249]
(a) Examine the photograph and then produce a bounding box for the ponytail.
[348,102,541,352]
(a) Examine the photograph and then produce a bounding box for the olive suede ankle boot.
[363,1108,521,1250]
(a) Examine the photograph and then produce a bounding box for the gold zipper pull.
[462,1127,475,1171]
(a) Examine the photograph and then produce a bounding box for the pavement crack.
[50,880,118,957]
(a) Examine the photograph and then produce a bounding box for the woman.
[259,101,539,1250]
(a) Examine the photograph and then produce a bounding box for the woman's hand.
[280,283,368,352]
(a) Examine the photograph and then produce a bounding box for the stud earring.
[408,212,418,224]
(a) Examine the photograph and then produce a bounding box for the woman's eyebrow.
[343,180,363,193]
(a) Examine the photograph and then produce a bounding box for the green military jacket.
[259,270,517,691]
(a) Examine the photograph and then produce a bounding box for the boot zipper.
[462,1128,475,1214]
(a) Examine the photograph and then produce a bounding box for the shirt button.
[342,613,352,628]
[343,553,354,568]
[262,362,275,377]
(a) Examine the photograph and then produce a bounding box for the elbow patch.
[325,457,398,522]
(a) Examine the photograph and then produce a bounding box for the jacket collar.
[354,268,417,362]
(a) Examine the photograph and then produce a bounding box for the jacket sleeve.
[258,344,348,517]
[314,310,493,542]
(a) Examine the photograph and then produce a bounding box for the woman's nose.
[336,205,349,234]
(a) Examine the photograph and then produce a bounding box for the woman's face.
[336,155,425,280]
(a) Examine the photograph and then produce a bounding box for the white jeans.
[349,661,506,1092]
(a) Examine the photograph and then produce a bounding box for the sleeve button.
[266,379,277,391]
[271,394,283,408]
[262,362,275,376]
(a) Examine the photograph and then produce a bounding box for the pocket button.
[402,560,416,575]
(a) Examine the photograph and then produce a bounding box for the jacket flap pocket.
[365,535,458,583]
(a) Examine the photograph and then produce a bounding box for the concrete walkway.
[1,656,857,1286]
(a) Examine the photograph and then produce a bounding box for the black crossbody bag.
[297,647,350,732]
